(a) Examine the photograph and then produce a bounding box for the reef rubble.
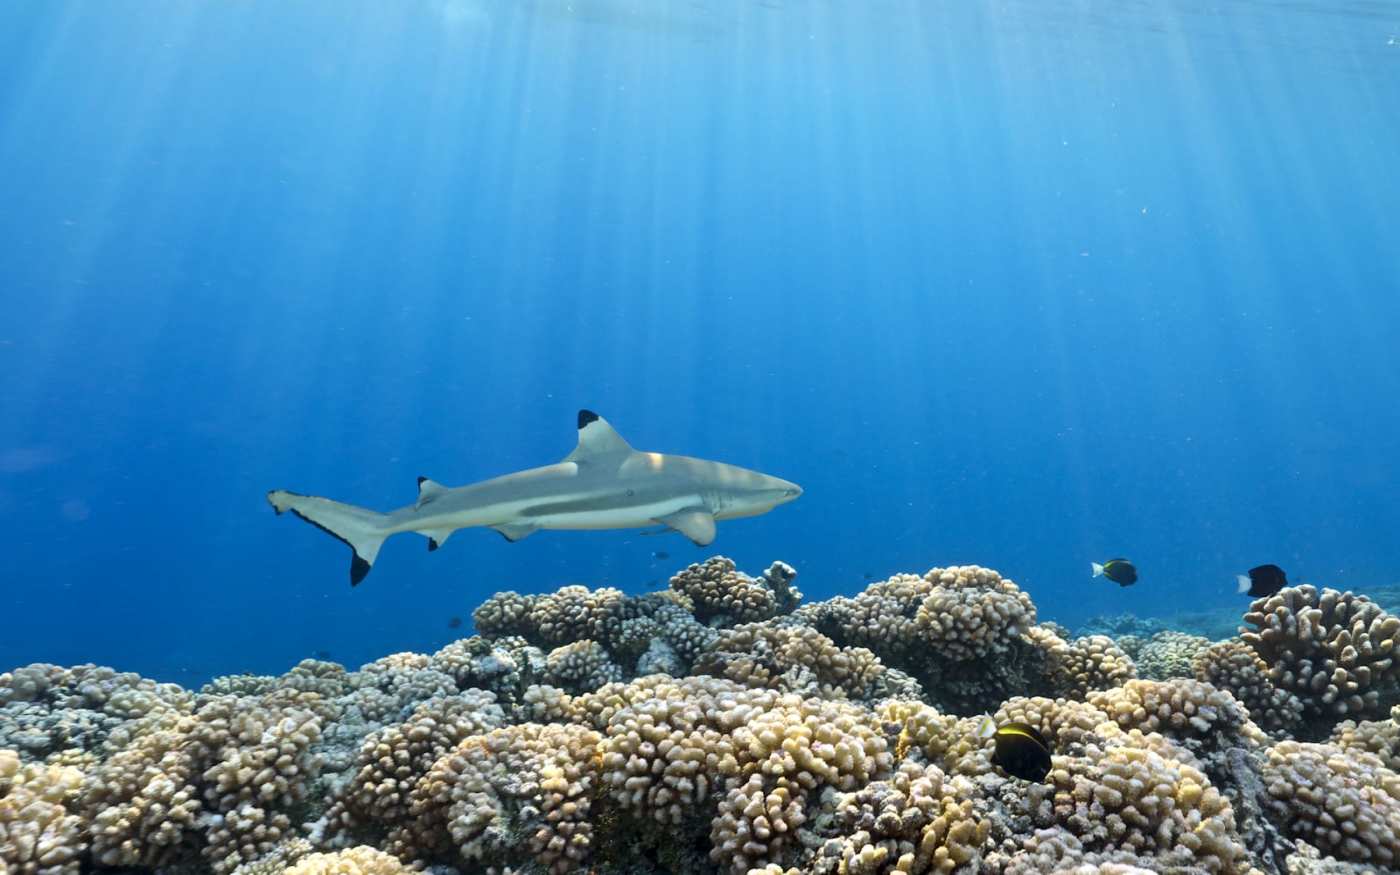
[4,558,1400,875]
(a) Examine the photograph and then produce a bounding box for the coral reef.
[1240,585,1400,722]
[1129,630,1213,681]
[5,563,1400,875]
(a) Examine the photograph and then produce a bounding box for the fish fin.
[1091,562,1104,578]
[564,410,634,462]
[491,523,538,542]
[657,507,716,546]
[1236,574,1252,594]
[416,476,448,508]
[267,489,389,586]
[418,528,454,552]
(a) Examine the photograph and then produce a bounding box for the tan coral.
[81,691,322,873]
[1241,585,1400,719]
[1087,679,1265,748]
[1261,740,1400,865]
[1193,639,1305,736]
[813,760,989,874]
[1330,704,1400,771]
[281,846,414,875]
[529,586,627,647]
[411,722,602,873]
[1044,635,1137,698]
[471,591,537,638]
[1049,728,1248,873]
[0,749,86,875]
[331,694,505,837]
[693,622,891,701]
[709,772,806,874]
[670,556,783,624]
[1133,631,1212,681]
[598,693,735,824]
[913,566,1037,662]
[543,640,624,693]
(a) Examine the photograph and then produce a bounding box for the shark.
[267,410,802,586]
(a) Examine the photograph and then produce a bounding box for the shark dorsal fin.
[416,476,447,509]
[565,410,633,462]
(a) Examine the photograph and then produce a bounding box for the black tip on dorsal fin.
[427,538,439,552]
[350,555,371,587]
[417,475,428,486]
[578,409,600,429]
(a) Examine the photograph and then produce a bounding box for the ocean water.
[1,0,1397,685]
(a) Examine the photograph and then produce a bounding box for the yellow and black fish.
[992,722,1053,782]
[1091,558,1137,587]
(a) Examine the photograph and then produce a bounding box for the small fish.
[1091,558,1138,587]
[653,550,670,561]
[1237,564,1287,598]
[448,616,463,629]
[992,722,1053,782]
[312,649,333,660]
[973,714,997,740]
[863,571,874,581]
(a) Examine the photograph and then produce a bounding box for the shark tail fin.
[267,489,390,586]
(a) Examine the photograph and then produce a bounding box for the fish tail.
[267,489,391,586]
[1091,562,1104,578]
[1236,574,1252,594]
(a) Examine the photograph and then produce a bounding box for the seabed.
[3,557,1399,875]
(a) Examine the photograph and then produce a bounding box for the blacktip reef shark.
[267,410,802,586]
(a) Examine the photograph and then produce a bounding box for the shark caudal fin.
[267,490,390,586]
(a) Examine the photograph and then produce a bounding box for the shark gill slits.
[991,722,1053,782]
[1238,564,1288,598]
[578,409,600,428]
[1092,558,1138,587]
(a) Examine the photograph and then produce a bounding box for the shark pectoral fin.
[657,508,716,546]
[564,410,634,462]
[418,528,454,552]
[416,476,448,509]
[491,523,538,542]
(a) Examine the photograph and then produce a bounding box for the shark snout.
[777,481,803,503]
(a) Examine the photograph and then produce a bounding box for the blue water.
[2,0,1398,684]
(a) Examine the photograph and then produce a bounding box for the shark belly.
[522,492,703,531]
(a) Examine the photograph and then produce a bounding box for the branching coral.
[1043,634,1138,699]
[1132,631,1213,681]
[1261,740,1400,866]
[1048,728,1248,873]
[1087,678,1265,751]
[800,566,1043,712]
[692,622,898,702]
[1330,704,1400,771]
[811,760,990,874]
[1241,585,1400,722]
[410,722,602,873]
[1194,639,1305,737]
[80,690,323,873]
[0,748,87,875]
[669,557,800,625]
[15,562,1400,875]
